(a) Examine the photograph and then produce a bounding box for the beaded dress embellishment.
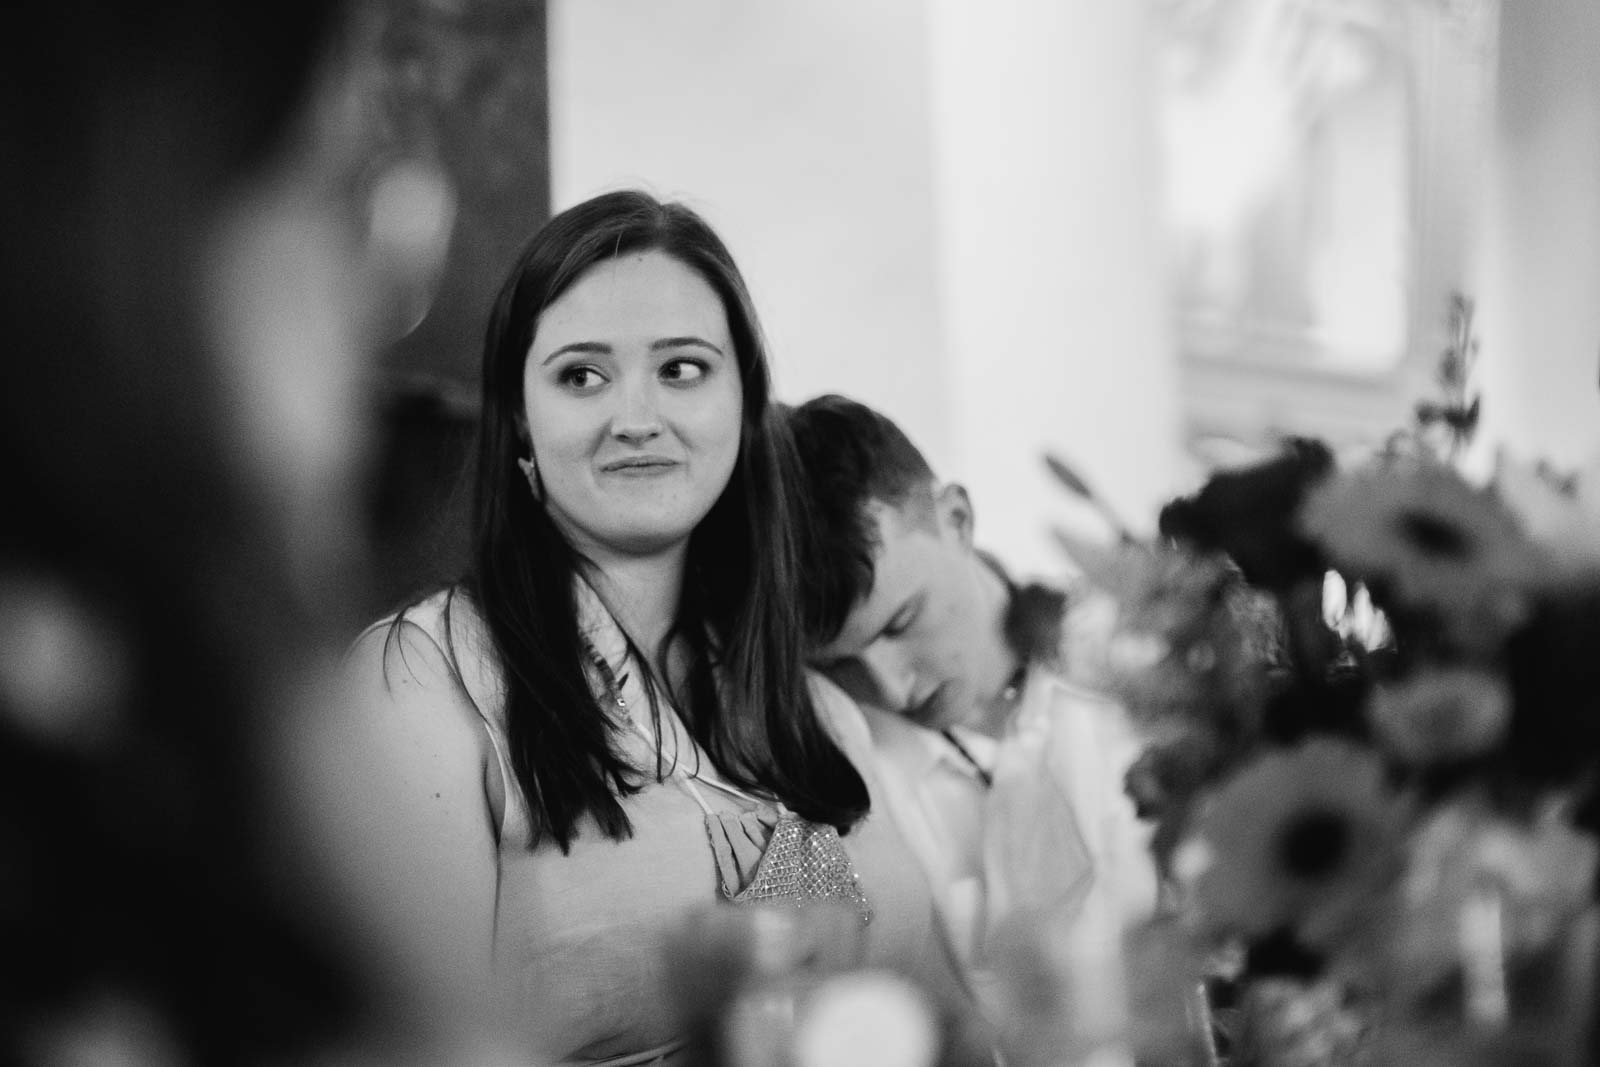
[585,640,872,925]
[727,810,872,924]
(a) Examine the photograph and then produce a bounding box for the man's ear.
[936,483,975,548]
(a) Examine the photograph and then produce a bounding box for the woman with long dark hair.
[330,191,966,1063]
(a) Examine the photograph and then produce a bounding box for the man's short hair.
[786,394,937,646]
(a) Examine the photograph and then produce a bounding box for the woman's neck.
[581,546,687,674]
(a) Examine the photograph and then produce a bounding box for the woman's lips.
[600,455,680,474]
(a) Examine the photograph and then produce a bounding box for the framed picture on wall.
[1157,0,1499,463]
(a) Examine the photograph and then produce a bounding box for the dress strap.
[618,714,714,817]
[571,1037,687,1066]
[584,635,768,810]
[378,592,528,846]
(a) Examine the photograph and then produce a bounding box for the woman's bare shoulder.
[341,588,496,758]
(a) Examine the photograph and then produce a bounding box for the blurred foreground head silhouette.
[0,1,391,1062]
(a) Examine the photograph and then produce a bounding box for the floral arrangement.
[1059,296,1600,1064]
[654,300,1599,1067]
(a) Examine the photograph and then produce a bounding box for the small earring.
[516,457,545,503]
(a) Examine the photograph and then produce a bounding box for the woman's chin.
[595,522,701,559]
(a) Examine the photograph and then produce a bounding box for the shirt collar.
[936,725,998,782]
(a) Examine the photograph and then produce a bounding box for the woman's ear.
[936,483,976,548]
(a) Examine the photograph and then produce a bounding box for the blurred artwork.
[312,0,549,614]
[336,0,550,383]
[1159,0,1413,373]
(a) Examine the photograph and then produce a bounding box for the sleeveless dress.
[398,585,968,1065]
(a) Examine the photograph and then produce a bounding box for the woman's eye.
[559,365,606,390]
[660,358,708,384]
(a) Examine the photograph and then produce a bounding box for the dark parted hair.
[441,191,868,852]
[786,394,937,646]
[789,394,1072,677]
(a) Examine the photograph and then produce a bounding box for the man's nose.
[857,642,917,713]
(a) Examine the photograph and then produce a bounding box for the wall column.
[927,0,1185,573]
[1474,0,1600,469]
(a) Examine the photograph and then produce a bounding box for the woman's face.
[522,250,744,560]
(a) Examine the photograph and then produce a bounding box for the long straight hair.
[442,190,868,852]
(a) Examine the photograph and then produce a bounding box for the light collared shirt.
[859,670,1155,969]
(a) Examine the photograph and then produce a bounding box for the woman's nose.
[611,378,663,444]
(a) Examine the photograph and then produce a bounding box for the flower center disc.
[1397,510,1471,558]
[1277,808,1351,879]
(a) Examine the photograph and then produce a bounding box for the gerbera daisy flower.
[1296,460,1542,652]
[1366,667,1511,767]
[1159,437,1335,592]
[1179,739,1411,952]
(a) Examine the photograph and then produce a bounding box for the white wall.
[547,0,953,463]
[549,1,1186,577]
[1474,0,1600,470]
[927,0,1183,573]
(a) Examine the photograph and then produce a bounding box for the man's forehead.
[813,503,920,661]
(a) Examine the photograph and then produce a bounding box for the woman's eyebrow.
[540,340,611,365]
[650,336,724,355]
